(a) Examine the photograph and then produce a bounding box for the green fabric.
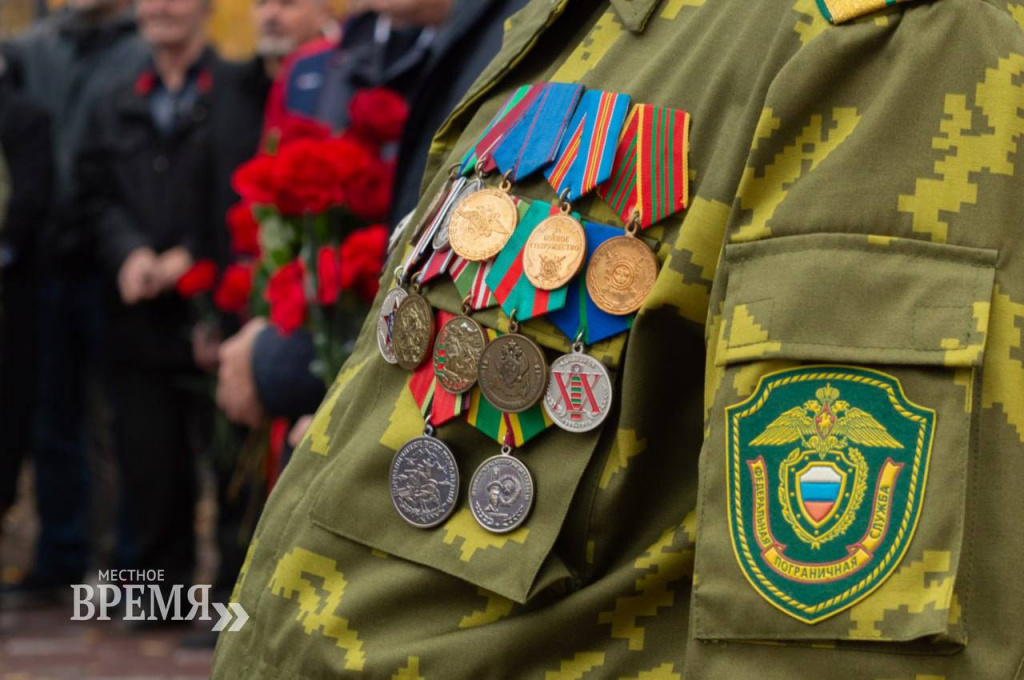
[214,1,1024,678]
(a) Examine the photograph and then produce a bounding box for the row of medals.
[377,170,656,535]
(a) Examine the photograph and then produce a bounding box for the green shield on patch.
[725,365,936,624]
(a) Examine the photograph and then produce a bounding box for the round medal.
[523,213,586,291]
[390,436,459,528]
[433,178,482,252]
[376,287,408,365]
[469,455,534,533]
[586,235,658,315]
[433,315,488,394]
[392,293,435,370]
[543,352,613,433]
[447,188,518,262]
[478,333,548,413]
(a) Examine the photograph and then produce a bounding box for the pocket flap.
[717,234,997,368]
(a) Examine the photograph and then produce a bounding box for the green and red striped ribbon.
[464,328,553,447]
[484,200,569,321]
[597,103,690,229]
[408,310,468,426]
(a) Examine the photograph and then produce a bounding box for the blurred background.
[0,0,532,676]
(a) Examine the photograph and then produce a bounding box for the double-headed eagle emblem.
[751,384,902,455]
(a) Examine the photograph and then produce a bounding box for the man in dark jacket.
[1,0,146,594]
[75,0,230,599]
[0,61,53,525]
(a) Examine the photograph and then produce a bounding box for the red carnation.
[339,224,388,302]
[213,264,253,314]
[232,155,277,205]
[267,260,308,333]
[348,87,408,145]
[316,245,342,305]
[346,160,394,222]
[278,117,332,147]
[272,140,344,215]
[226,203,261,256]
[323,134,374,185]
[176,259,218,298]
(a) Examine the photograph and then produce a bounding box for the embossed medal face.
[586,235,658,315]
[433,316,488,394]
[543,353,613,433]
[392,293,435,370]
[448,188,518,262]
[523,213,586,291]
[433,178,482,252]
[469,455,534,533]
[478,334,548,413]
[376,287,408,364]
[390,436,460,529]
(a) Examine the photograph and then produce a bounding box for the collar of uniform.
[609,0,662,33]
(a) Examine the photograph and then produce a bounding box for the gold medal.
[433,313,488,394]
[586,220,658,316]
[392,292,435,370]
[447,178,518,262]
[523,208,586,291]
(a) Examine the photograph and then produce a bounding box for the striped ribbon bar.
[549,221,634,344]
[450,257,498,310]
[491,82,584,182]
[597,103,690,229]
[418,247,454,284]
[408,310,469,427]
[462,85,538,175]
[485,201,569,321]
[545,90,631,202]
[464,328,553,447]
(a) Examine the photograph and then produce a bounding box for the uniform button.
[154,155,169,172]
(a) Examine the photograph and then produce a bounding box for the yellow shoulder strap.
[817,0,920,24]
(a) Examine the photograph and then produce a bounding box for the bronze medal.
[586,233,658,316]
[376,287,408,365]
[523,213,586,291]
[447,188,518,262]
[478,332,548,413]
[433,315,488,394]
[392,293,435,370]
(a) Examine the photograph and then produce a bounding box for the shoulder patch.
[817,0,918,24]
[725,365,935,623]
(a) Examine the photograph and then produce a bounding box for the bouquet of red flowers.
[224,86,406,383]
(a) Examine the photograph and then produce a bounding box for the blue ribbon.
[491,82,584,182]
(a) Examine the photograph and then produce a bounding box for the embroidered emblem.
[726,366,935,624]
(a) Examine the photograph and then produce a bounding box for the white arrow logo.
[212,602,249,632]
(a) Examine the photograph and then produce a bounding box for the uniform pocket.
[307,305,607,605]
[692,233,997,648]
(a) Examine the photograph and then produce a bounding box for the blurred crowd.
[0,0,529,645]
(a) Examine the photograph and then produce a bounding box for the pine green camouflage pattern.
[213,0,1024,677]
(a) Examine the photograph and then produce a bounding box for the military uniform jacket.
[213,0,1024,678]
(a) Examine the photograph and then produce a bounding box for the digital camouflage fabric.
[212,0,1024,677]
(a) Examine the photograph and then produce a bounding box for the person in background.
[0,0,146,599]
[0,59,53,533]
[216,0,531,447]
[75,0,230,621]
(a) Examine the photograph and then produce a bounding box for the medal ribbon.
[485,201,569,321]
[419,247,454,284]
[545,90,631,202]
[597,103,691,229]
[408,310,469,427]
[548,222,634,344]
[465,328,554,447]
[450,257,498,310]
[491,82,584,182]
[462,85,539,175]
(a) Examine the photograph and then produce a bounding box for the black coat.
[76,49,264,370]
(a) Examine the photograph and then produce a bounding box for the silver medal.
[390,436,460,529]
[469,453,534,534]
[377,287,408,364]
[432,178,483,252]
[543,351,613,433]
